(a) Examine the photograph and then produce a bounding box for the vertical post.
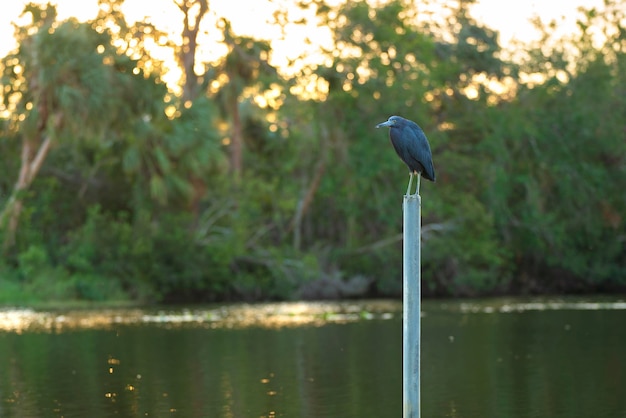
[403,194,420,418]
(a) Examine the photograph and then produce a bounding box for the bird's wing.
[405,124,436,181]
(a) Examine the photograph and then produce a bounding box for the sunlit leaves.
[1,2,226,214]
[482,0,626,285]
[93,0,168,79]
[2,0,624,299]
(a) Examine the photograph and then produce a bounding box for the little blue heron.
[376,115,435,196]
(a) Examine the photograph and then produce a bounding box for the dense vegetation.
[1,0,624,304]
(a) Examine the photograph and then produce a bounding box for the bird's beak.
[376,120,392,128]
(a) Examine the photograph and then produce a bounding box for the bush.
[59,206,233,302]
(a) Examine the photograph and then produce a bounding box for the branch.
[346,221,457,255]
[421,221,456,240]
[348,233,403,255]
[26,136,52,185]
[25,112,61,185]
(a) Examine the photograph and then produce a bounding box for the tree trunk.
[289,121,329,250]
[291,156,326,250]
[174,0,209,219]
[230,96,243,181]
[1,135,53,250]
[175,0,209,102]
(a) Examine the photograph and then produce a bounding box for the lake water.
[1,298,625,418]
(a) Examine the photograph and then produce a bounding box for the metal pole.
[403,193,420,418]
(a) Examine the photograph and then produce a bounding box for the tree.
[482,0,626,289]
[211,19,277,180]
[173,0,209,102]
[0,4,155,249]
[0,3,223,249]
[278,0,508,294]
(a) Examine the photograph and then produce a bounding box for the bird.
[376,115,435,196]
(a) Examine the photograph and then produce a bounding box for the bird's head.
[376,115,401,129]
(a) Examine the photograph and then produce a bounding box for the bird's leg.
[416,172,421,196]
[406,172,413,196]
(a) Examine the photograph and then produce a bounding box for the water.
[1,298,625,418]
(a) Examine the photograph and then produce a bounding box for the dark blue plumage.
[376,115,435,195]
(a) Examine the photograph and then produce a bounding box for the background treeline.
[0,0,624,304]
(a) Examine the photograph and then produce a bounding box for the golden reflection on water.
[0,300,401,333]
[3,298,626,333]
[455,299,626,314]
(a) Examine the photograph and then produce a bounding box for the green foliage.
[423,190,508,295]
[1,0,625,304]
[17,244,49,279]
[231,247,321,300]
[59,207,233,302]
[480,2,626,289]
[10,245,75,302]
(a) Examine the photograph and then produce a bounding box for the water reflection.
[0,300,400,333]
[453,299,626,313]
[422,299,626,418]
[4,297,626,333]
[1,298,626,417]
